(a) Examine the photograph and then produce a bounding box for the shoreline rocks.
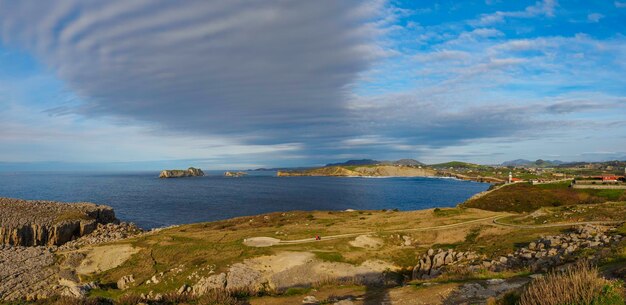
[159,167,204,178]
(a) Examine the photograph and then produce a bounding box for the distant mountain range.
[501,159,565,167]
[325,159,424,167]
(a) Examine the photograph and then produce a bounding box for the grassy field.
[80,208,504,298]
[71,201,626,301]
[462,181,626,212]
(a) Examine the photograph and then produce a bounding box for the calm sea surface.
[0,171,489,229]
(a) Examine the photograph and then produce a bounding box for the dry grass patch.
[519,262,624,305]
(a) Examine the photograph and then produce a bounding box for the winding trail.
[244,214,625,247]
[492,217,624,229]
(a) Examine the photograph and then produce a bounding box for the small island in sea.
[224,171,248,177]
[158,167,204,178]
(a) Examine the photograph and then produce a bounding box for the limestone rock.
[226,263,264,291]
[194,273,227,295]
[224,171,248,177]
[302,295,319,304]
[0,198,117,247]
[412,248,480,280]
[159,167,204,178]
[117,275,135,290]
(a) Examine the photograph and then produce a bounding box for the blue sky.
[0,0,625,170]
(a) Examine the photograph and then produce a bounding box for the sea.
[0,171,489,229]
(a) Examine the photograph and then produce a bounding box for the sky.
[0,0,625,170]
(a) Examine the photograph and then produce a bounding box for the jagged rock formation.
[0,198,118,246]
[412,248,480,279]
[224,171,247,177]
[59,222,143,250]
[412,225,623,281]
[494,224,623,272]
[159,167,204,178]
[278,165,436,177]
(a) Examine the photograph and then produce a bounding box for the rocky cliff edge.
[0,197,118,246]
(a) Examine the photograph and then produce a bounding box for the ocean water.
[0,171,489,229]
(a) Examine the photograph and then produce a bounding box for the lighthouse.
[508,171,512,184]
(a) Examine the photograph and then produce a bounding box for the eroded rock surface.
[0,245,60,301]
[0,198,117,246]
[59,222,143,250]
[193,251,397,295]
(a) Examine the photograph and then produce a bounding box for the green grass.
[462,182,626,213]
[464,227,481,244]
[282,287,312,296]
[594,189,625,201]
[429,161,485,169]
[313,251,345,263]
[433,207,463,217]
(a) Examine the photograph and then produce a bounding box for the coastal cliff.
[0,198,117,246]
[159,167,204,178]
[277,165,437,177]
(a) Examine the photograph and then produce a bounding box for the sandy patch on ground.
[228,251,397,291]
[313,259,394,279]
[75,244,139,275]
[243,237,281,247]
[247,251,315,274]
[349,235,383,249]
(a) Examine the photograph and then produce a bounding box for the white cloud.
[587,13,604,23]
[474,0,558,25]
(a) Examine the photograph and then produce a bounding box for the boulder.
[117,275,135,290]
[303,295,319,304]
[194,273,227,295]
[226,264,264,291]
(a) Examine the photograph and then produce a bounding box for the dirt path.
[492,217,624,228]
[244,214,625,247]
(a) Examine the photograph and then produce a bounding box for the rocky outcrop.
[412,248,481,279]
[116,275,135,290]
[412,225,623,281]
[159,167,204,178]
[493,224,623,272]
[59,222,143,250]
[224,171,247,177]
[193,273,227,294]
[0,198,118,247]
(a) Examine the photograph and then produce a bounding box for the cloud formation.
[0,0,385,143]
[1,0,626,167]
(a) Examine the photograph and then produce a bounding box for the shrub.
[519,261,624,305]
